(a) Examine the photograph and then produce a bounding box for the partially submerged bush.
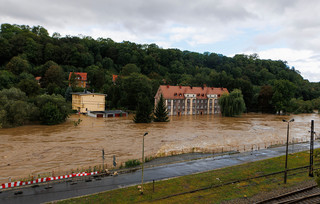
[125,159,141,168]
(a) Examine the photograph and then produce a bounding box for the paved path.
[0,141,319,204]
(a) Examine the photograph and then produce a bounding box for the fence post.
[153,180,155,192]
[309,120,314,177]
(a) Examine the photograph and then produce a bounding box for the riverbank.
[1,141,319,203]
[55,148,320,203]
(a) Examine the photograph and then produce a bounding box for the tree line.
[0,23,320,126]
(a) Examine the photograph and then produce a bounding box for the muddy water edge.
[0,113,319,181]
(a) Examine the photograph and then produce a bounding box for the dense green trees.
[219,89,246,117]
[0,23,320,128]
[34,94,70,125]
[133,94,153,123]
[0,87,70,127]
[18,78,40,96]
[258,85,274,113]
[0,88,38,127]
[272,80,296,114]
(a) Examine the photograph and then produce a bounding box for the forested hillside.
[1,23,320,127]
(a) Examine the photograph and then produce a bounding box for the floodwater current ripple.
[0,113,319,180]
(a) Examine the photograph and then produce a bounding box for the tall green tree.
[35,94,70,125]
[258,85,274,113]
[0,70,15,89]
[69,72,78,89]
[65,86,73,102]
[41,65,66,88]
[0,88,38,127]
[272,80,296,114]
[219,89,246,117]
[121,73,153,110]
[121,63,140,76]
[18,78,40,97]
[6,56,31,75]
[87,65,106,92]
[133,94,153,123]
[154,94,169,122]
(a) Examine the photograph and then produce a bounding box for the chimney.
[221,87,223,90]
[167,85,169,88]
[190,86,193,89]
[179,85,182,89]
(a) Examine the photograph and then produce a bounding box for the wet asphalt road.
[1,141,319,204]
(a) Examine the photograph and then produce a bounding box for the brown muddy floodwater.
[0,113,319,181]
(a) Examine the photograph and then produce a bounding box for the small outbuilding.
[87,110,128,118]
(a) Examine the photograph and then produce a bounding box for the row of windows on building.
[173,93,219,97]
[167,99,218,104]
[167,105,215,110]
[170,110,219,115]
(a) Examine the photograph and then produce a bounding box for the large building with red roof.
[69,72,87,88]
[155,85,228,116]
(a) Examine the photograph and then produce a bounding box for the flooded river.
[0,113,319,181]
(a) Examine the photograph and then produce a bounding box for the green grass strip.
[56,150,318,204]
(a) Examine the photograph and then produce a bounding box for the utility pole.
[102,149,105,172]
[283,119,294,184]
[141,132,148,195]
[309,120,314,177]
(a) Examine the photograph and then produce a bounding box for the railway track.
[255,184,320,204]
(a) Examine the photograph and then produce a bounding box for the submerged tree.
[219,89,246,117]
[272,79,296,114]
[133,94,153,123]
[154,94,169,122]
[35,94,70,125]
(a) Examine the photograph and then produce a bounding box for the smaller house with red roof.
[69,72,87,88]
[155,85,228,116]
[35,76,41,85]
[112,74,118,84]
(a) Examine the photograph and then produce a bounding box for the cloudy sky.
[1,0,320,82]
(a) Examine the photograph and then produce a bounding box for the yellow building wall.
[72,94,105,113]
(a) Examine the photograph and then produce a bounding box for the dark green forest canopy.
[1,23,320,115]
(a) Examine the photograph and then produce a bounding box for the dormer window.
[174,93,177,96]
[201,94,204,97]
[179,93,182,96]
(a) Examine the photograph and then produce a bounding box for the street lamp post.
[141,132,148,195]
[283,119,294,184]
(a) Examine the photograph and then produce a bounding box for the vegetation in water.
[219,89,246,117]
[154,94,169,122]
[125,159,141,168]
[133,93,153,123]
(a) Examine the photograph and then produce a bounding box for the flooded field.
[0,113,319,181]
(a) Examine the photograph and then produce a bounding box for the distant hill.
[1,23,320,114]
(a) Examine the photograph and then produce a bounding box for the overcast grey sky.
[1,0,320,81]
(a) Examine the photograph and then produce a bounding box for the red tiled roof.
[112,74,118,82]
[35,76,41,81]
[69,72,87,81]
[157,85,228,99]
